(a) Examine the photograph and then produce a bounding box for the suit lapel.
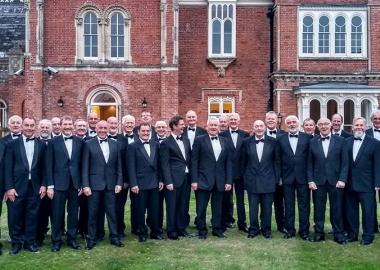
[59,136,70,160]
[249,138,260,164]
[284,135,294,156]
[137,140,150,163]
[326,136,335,158]
[18,138,29,170]
[149,143,156,165]
[217,137,225,162]
[205,136,216,161]
[170,136,186,161]
[317,138,326,159]
[31,139,39,169]
[94,139,106,164]
[354,136,369,164]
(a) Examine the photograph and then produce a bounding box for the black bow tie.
[188,127,195,132]
[289,134,298,138]
[354,137,363,141]
[158,137,165,141]
[176,136,183,141]
[12,133,21,138]
[321,136,330,141]
[89,130,96,134]
[211,136,218,141]
[99,139,108,143]
[108,135,117,140]
[125,134,134,139]
[26,137,35,142]
[255,139,264,144]
[231,130,239,134]
[143,141,150,145]
[269,130,277,135]
[374,129,380,132]
[333,133,340,136]
[64,136,73,141]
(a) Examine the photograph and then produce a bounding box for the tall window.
[208,96,235,117]
[318,16,329,54]
[84,12,98,58]
[351,16,362,54]
[209,2,236,57]
[302,16,313,54]
[335,16,346,54]
[110,12,125,58]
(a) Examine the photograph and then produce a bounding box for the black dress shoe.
[24,244,39,253]
[277,227,287,234]
[198,234,207,240]
[225,222,235,229]
[51,244,61,252]
[310,234,325,242]
[167,233,179,240]
[346,236,358,243]
[9,244,22,255]
[334,238,348,245]
[262,233,272,239]
[238,226,249,233]
[212,231,226,238]
[111,240,124,247]
[139,236,147,242]
[247,232,260,238]
[360,239,373,245]
[299,234,310,241]
[86,241,96,250]
[151,235,164,240]
[283,233,295,239]
[178,230,190,237]
[67,241,81,250]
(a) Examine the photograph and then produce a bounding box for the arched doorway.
[87,88,121,121]
[0,99,8,137]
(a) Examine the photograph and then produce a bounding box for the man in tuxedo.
[86,112,99,139]
[0,115,23,255]
[278,115,312,240]
[133,111,157,139]
[191,118,232,239]
[366,110,380,233]
[128,123,163,242]
[38,119,52,143]
[265,111,286,233]
[308,117,348,244]
[302,118,317,137]
[74,119,88,139]
[51,117,62,137]
[331,113,351,138]
[183,110,207,226]
[46,116,83,252]
[107,116,119,140]
[220,113,249,232]
[219,114,229,132]
[5,117,47,255]
[160,116,191,240]
[241,120,280,239]
[345,117,380,245]
[82,120,123,249]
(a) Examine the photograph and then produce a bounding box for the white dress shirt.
[141,139,151,157]
[372,127,380,141]
[172,133,189,173]
[288,132,299,155]
[321,133,331,158]
[23,135,35,179]
[255,136,264,162]
[63,134,73,159]
[230,128,238,148]
[353,134,365,161]
[210,135,221,161]
[98,137,110,163]
[187,127,196,149]
[266,129,277,138]
[124,132,135,144]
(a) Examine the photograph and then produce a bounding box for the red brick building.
[0,0,379,130]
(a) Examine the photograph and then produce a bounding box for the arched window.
[83,11,98,58]
[0,99,7,136]
[88,90,120,121]
[310,99,321,122]
[344,99,354,132]
[318,16,330,54]
[351,16,362,54]
[335,16,346,54]
[302,16,313,54]
[209,2,236,57]
[361,99,372,124]
[327,99,338,119]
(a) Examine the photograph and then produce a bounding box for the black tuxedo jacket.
[220,129,249,179]
[365,128,380,139]
[4,137,46,196]
[117,133,139,183]
[346,135,380,192]
[333,129,352,138]
[82,138,123,191]
[278,132,312,185]
[160,135,191,187]
[46,135,83,191]
[183,126,207,140]
[191,134,232,192]
[0,140,5,195]
[307,135,349,185]
[240,136,280,194]
[127,139,160,190]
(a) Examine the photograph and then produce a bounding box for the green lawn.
[0,195,379,270]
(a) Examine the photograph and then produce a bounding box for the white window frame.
[298,7,367,58]
[208,96,235,118]
[208,0,237,58]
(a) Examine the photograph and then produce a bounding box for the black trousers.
[36,196,52,242]
[130,189,139,233]
[7,181,41,245]
[283,183,310,236]
[132,188,160,237]
[165,176,188,234]
[345,190,375,242]
[115,188,128,236]
[247,192,274,235]
[51,186,79,243]
[234,178,247,227]
[273,184,285,230]
[184,176,192,227]
[87,190,119,243]
[313,184,345,240]
[195,188,223,235]
[221,189,235,227]
[78,194,88,236]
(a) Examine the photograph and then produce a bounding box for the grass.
[0,194,379,270]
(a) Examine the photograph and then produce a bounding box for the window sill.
[207,57,236,78]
